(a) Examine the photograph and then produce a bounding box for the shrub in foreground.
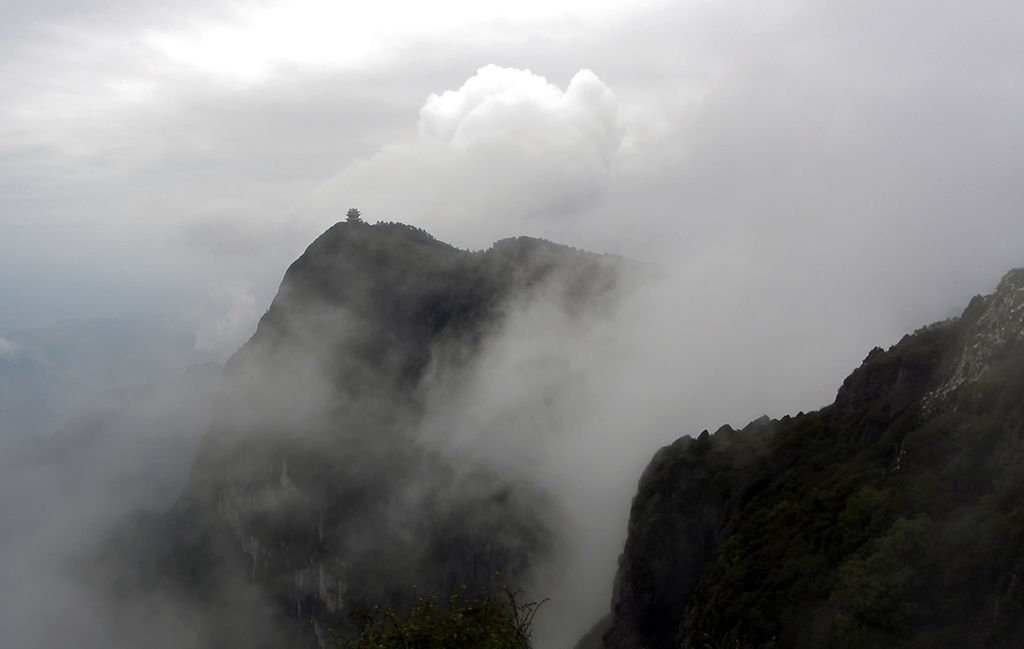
[336,587,545,649]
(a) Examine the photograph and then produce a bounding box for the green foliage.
[335,587,545,649]
[620,315,1024,649]
[838,486,895,552]
[832,516,932,641]
[346,207,363,223]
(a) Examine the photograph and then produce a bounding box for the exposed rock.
[109,221,632,647]
[588,268,1024,649]
[926,268,1024,410]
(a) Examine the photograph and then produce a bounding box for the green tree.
[336,587,545,649]
[346,208,363,223]
[831,516,931,646]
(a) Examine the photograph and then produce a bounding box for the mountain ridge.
[588,266,1024,649]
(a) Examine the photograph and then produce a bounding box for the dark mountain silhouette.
[100,219,1024,649]
[582,269,1024,649]
[103,221,630,648]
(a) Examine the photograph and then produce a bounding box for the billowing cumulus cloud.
[418,64,618,156]
[301,65,623,248]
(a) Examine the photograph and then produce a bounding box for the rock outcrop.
[591,268,1024,649]
[108,221,629,648]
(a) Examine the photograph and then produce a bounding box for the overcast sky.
[3,0,1024,368]
[3,5,1024,646]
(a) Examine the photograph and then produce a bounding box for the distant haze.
[3,1,1023,342]
[2,2,1024,648]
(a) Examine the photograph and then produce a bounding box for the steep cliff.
[595,268,1024,649]
[107,221,628,648]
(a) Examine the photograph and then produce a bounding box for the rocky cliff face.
[926,268,1024,410]
[108,222,628,648]
[600,418,774,649]
[593,268,1024,649]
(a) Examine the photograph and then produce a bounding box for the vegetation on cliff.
[601,270,1024,649]
[335,586,545,649]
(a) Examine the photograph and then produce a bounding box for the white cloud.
[418,65,619,154]
[141,0,657,82]
[177,197,287,256]
[300,65,623,248]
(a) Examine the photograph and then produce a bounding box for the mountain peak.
[144,222,632,647]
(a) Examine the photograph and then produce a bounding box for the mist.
[3,0,1024,648]
[0,362,219,647]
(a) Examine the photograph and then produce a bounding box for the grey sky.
[2,3,1024,646]
[1,0,1022,389]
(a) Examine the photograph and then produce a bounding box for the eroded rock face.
[927,268,1024,408]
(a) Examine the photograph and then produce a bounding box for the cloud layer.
[300,65,622,248]
[3,2,1024,647]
